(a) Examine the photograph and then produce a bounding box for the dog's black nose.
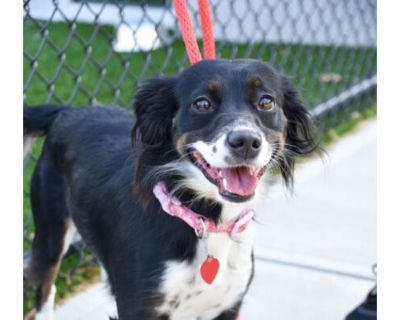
[227,130,262,159]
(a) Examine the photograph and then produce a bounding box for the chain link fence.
[23,0,377,313]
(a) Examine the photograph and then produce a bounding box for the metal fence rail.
[23,0,377,312]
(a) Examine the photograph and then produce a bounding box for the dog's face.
[173,60,287,203]
[134,59,315,206]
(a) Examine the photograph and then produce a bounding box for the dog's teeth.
[223,178,228,189]
[218,171,223,177]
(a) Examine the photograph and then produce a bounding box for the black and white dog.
[24,59,316,320]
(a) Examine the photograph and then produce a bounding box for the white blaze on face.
[181,121,272,207]
[191,122,272,169]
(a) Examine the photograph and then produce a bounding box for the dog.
[24,59,316,320]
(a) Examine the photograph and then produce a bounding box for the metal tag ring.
[194,216,207,239]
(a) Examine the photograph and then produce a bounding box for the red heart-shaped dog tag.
[200,255,220,284]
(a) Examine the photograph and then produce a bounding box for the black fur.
[279,77,318,186]
[24,59,316,319]
[23,104,68,137]
[133,77,177,145]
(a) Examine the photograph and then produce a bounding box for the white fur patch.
[182,120,272,213]
[191,121,272,170]
[35,285,56,320]
[62,220,78,255]
[156,223,255,319]
[23,134,36,159]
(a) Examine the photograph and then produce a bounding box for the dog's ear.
[133,76,177,145]
[279,77,318,186]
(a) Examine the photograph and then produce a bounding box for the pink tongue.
[221,167,258,196]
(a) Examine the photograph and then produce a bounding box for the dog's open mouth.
[189,151,267,202]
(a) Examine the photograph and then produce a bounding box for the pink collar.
[153,182,254,237]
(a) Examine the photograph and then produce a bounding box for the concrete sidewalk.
[55,120,377,320]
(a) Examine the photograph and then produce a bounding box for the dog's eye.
[257,95,274,111]
[192,98,212,112]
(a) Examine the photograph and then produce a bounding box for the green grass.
[319,104,377,146]
[24,20,377,108]
[24,20,189,107]
[23,20,377,315]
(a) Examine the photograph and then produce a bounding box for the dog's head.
[133,59,316,207]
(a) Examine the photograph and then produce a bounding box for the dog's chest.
[157,225,254,320]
